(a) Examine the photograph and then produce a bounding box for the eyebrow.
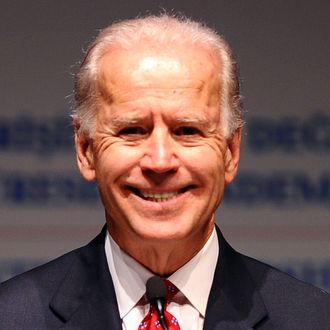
[173,116,210,128]
[106,113,212,130]
[107,115,148,130]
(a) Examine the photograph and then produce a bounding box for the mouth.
[128,186,193,202]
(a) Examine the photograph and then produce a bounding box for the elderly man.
[0,14,329,330]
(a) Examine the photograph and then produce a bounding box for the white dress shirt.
[105,228,219,330]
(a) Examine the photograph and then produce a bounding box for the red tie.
[138,280,181,329]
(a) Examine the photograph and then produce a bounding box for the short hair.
[73,14,243,139]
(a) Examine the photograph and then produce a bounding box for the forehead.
[97,43,222,102]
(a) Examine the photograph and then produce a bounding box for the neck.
[107,224,214,276]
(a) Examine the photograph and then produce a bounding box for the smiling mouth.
[129,186,193,202]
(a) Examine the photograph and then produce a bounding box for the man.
[0,14,329,329]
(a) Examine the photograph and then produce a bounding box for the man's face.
[76,44,241,250]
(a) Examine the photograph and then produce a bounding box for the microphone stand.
[153,298,168,330]
[146,276,169,330]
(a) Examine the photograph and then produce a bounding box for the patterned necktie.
[138,280,181,330]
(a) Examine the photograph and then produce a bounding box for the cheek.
[180,144,225,180]
[94,145,143,182]
[182,135,226,165]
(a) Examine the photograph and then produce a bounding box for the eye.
[173,126,201,136]
[118,126,147,137]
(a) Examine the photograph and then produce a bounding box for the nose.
[139,128,180,173]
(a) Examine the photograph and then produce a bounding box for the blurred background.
[0,0,329,290]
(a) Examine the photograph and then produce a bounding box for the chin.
[134,222,193,242]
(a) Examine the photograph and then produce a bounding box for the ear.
[74,122,96,181]
[224,128,242,184]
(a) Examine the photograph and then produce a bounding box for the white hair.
[73,14,243,138]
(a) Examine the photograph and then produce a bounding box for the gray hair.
[73,14,243,139]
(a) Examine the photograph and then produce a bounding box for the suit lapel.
[49,226,122,329]
[203,227,269,329]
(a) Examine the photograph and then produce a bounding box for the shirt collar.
[105,227,219,319]
[105,232,153,318]
[168,228,219,317]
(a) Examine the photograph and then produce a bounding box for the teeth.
[139,191,179,202]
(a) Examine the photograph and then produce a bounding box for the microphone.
[146,276,168,330]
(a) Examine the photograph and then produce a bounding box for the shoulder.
[0,229,106,328]
[0,247,79,327]
[0,246,78,296]
[240,253,330,327]
[216,226,329,328]
[0,227,106,295]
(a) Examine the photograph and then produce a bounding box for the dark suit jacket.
[0,226,329,329]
